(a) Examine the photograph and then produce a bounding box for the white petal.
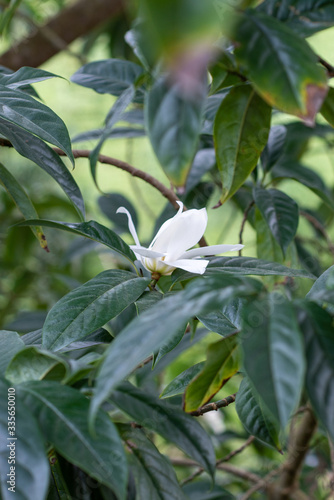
[131,246,165,259]
[116,207,141,247]
[164,258,209,274]
[150,207,208,260]
[180,244,244,259]
[149,201,183,248]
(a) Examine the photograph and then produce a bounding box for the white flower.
[117,202,243,276]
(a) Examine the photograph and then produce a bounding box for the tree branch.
[189,393,236,417]
[0,0,124,70]
[318,56,334,78]
[270,407,317,500]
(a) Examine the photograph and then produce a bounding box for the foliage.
[1,1,334,499]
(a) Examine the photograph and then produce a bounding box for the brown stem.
[318,56,334,78]
[269,407,317,499]
[240,467,282,500]
[238,200,255,256]
[189,393,236,417]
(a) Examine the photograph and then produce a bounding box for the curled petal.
[131,246,165,259]
[116,207,141,247]
[149,201,183,248]
[164,258,209,274]
[180,244,244,259]
[150,207,208,260]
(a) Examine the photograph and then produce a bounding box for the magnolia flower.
[117,202,243,276]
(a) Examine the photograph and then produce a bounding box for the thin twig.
[318,56,334,78]
[181,435,254,486]
[300,210,334,257]
[189,393,236,417]
[240,466,282,500]
[238,200,255,256]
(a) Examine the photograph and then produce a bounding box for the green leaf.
[89,85,136,184]
[0,378,49,500]
[0,85,74,162]
[42,270,149,351]
[182,481,235,500]
[0,331,25,375]
[0,162,48,250]
[171,256,315,283]
[185,148,216,193]
[0,67,61,89]
[214,84,271,202]
[91,276,262,418]
[111,383,216,476]
[253,188,299,255]
[18,381,128,500]
[160,362,205,399]
[5,347,68,384]
[198,310,239,336]
[261,125,286,172]
[233,11,328,124]
[307,265,334,305]
[71,59,145,99]
[119,424,187,500]
[255,207,284,265]
[72,126,145,142]
[15,219,136,263]
[184,336,239,412]
[271,161,334,210]
[320,86,334,127]
[99,192,139,235]
[145,76,205,186]
[0,118,85,219]
[235,377,281,451]
[242,293,305,427]
[298,302,334,440]
[257,0,334,37]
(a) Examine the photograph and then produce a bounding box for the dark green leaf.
[214,84,271,202]
[253,188,299,255]
[15,219,136,263]
[183,481,235,500]
[72,126,145,143]
[306,265,334,305]
[0,119,85,219]
[91,275,262,418]
[234,11,328,123]
[0,331,25,375]
[320,86,334,127]
[119,424,187,500]
[235,377,281,451]
[242,293,305,427]
[298,302,334,440]
[0,67,61,89]
[153,323,187,367]
[0,85,74,162]
[171,256,315,284]
[145,76,206,186]
[185,148,216,193]
[261,125,286,172]
[18,381,128,500]
[111,383,216,476]
[198,309,238,336]
[42,270,149,351]
[160,362,205,399]
[184,335,239,412]
[0,378,49,500]
[98,193,138,233]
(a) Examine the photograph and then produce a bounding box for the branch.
[270,406,317,500]
[318,56,334,78]
[240,467,282,500]
[238,200,255,256]
[189,393,236,417]
[181,435,254,486]
[0,0,124,70]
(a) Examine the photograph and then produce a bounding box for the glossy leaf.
[111,382,216,476]
[153,323,187,367]
[242,293,305,427]
[253,188,299,255]
[184,335,239,412]
[185,148,216,193]
[271,161,334,210]
[233,11,328,124]
[18,381,128,500]
[42,270,149,351]
[0,85,74,162]
[235,377,281,451]
[298,302,334,440]
[0,118,85,219]
[255,207,284,265]
[5,347,68,384]
[0,67,60,89]
[71,59,145,99]
[119,424,187,500]
[198,310,239,337]
[145,76,206,186]
[214,84,271,202]
[91,275,262,418]
[98,192,138,233]
[160,362,205,399]
[72,126,145,143]
[0,331,25,375]
[306,265,334,305]
[257,0,334,37]
[15,219,136,263]
[0,162,48,250]
[0,378,49,500]
[261,125,287,172]
[171,256,315,283]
